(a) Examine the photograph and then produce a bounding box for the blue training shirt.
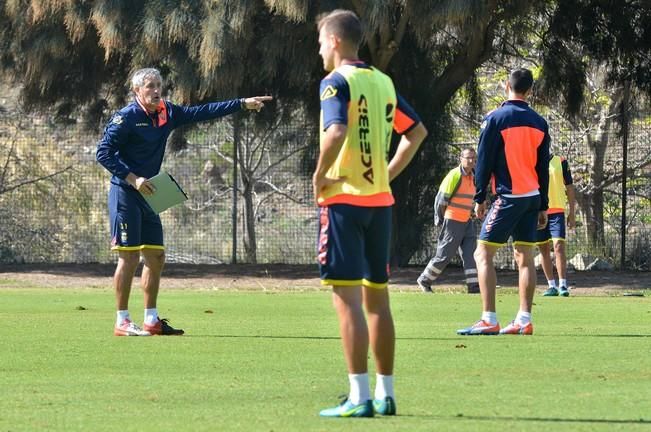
[96,99,242,188]
[474,100,550,211]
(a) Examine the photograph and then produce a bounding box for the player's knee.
[513,247,534,268]
[118,251,140,269]
[364,290,390,315]
[474,247,488,266]
[143,250,165,269]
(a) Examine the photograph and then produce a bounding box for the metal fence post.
[232,117,239,264]
[620,81,630,269]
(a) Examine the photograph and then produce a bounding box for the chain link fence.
[1,110,649,269]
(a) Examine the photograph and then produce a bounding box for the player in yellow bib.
[536,154,576,296]
[313,9,427,418]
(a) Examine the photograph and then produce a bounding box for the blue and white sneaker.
[543,287,559,296]
[373,396,397,415]
[319,397,374,418]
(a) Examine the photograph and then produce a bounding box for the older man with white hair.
[97,67,271,336]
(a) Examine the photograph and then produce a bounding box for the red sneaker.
[114,319,151,336]
[499,321,534,335]
[143,318,184,336]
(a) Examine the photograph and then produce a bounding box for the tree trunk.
[576,87,623,254]
[241,182,257,264]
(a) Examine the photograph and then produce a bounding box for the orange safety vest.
[444,173,475,222]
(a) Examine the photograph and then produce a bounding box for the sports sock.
[481,311,498,325]
[116,310,130,326]
[144,308,159,325]
[374,374,394,400]
[515,310,531,325]
[547,280,557,289]
[559,279,568,289]
[348,373,370,405]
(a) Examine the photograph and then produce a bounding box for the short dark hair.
[508,68,534,94]
[317,9,363,48]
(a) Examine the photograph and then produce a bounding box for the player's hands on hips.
[312,174,345,206]
[537,211,548,230]
[135,177,155,195]
[243,96,273,112]
[474,201,488,220]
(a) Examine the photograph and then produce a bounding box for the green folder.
[141,171,188,214]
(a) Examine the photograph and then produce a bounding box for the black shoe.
[417,276,433,293]
[467,283,480,294]
[144,318,185,335]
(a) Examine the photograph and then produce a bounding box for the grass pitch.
[0,287,649,431]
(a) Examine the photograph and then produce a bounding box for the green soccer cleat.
[319,398,374,418]
[559,286,570,297]
[543,287,559,296]
[373,396,397,415]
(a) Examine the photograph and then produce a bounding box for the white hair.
[131,68,162,89]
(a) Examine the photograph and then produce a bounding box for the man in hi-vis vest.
[536,154,576,296]
[417,148,480,294]
[313,9,427,418]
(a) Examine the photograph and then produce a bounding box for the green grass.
[1,288,650,431]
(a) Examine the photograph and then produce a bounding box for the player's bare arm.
[388,123,427,181]
[312,123,347,205]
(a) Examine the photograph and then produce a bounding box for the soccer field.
[1,288,649,431]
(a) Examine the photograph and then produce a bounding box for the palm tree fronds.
[264,0,308,23]
[90,0,127,61]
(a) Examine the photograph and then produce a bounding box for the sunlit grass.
[1,288,649,431]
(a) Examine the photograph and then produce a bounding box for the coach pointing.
[97,67,271,336]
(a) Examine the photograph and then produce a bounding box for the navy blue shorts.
[108,183,164,251]
[317,204,391,289]
[479,195,541,246]
[535,212,566,244]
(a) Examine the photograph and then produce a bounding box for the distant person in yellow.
[417,147,480,294]
[536,154,576,296]
[313,9,427,418]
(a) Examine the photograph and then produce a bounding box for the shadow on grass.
[185,334,455,341]
[185,334,339,340]
[400,414,650,425]
[543,334,651,338]
[185,333,651,340]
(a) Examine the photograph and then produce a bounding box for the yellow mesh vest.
[547,155,567,213]
[318,65,397,207]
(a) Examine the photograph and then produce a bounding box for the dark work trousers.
[419,218,478,286]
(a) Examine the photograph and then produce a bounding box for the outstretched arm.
[241,96,273,112]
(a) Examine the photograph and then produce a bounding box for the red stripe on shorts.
[317,207,329,265]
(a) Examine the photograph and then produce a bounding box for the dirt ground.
[0,263,649,295]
